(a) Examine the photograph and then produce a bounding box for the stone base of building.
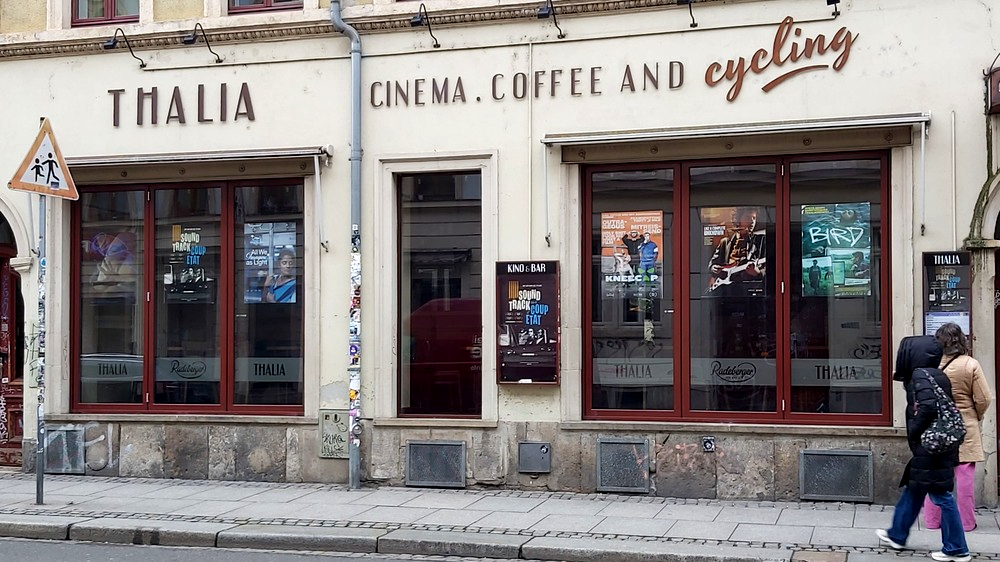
[23,419,987,508]
[365,421,916,505]
[23,422,345,483]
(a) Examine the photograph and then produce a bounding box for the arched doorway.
[0,215,23,467]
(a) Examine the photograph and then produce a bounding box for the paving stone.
[851,510,892,529]
[530,498,608,516]
[349,490,424,506]
[595,502,665,519]
[665,519,738,540]
[654,504,724,521]
[811,526,881,548]
[777,509,856,528]
[166,501,247,517]
[182,486,271,502]
[529,514,603,533]
[349,505,439,524]
[282,502,373,521]
[471,511,548,530]
[731,522,813,544]
[716,506,782,524]
[465,496,546,513]
[414,509,492,527]
[398,493,482,510]
[589,516,676,537]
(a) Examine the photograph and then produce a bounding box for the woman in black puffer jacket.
[877,335,970,562]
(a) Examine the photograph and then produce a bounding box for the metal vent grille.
[800,449,873,502]
[45,427,85,475]
[405,440,466,488]
[596,438,650,493]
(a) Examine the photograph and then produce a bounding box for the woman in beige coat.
[923,323,993,531]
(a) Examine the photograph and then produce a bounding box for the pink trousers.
[923,462,977,531]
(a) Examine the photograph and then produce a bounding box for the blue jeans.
[887,486,969,556]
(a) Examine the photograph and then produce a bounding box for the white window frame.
[373,152,499,423]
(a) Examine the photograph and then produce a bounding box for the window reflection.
[78,191,144,404]
[590,169,674,411]
[789,160,883,414]
[688,165,776,412]
[154,188,221,405]
[399,172,483,417]
[234,185,304,405]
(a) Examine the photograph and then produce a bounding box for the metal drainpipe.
[330,0,363,490]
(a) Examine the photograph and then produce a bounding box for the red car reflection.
[403,298,481,416]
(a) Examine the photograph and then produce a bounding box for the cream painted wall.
[154,0,204,22]
[0,0,45,33]
[1,0,999,477]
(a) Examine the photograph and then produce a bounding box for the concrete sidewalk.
[0,472,997,561]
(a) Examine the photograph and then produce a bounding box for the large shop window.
[72,0,139,26]
[585,154,888,424]
[398,171,483,417]
[74,181,304,414]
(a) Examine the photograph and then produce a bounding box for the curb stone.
[378,529,531,558]
[216,524,386,552]
[68,518,239,547]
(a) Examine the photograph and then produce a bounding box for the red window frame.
[229,0,303,14]
[581,151,892,426]
[71,0,139,27]
[70,179,305,416]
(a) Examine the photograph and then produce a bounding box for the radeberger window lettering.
[74,181,305,414]
[585,154,888,424]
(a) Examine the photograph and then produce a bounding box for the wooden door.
[0,260,24,466]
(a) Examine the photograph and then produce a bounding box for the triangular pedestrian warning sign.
[8,118,78,200]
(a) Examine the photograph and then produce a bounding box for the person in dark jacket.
[877,335,971,562]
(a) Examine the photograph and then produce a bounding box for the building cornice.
[0,0,685,60]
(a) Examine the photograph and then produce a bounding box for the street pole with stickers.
[7,118,79,504]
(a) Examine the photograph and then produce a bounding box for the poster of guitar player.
[701,206,767,297]
[800,202,871,297]
[599,210,662,300]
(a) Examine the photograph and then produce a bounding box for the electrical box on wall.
[518,441,551,473]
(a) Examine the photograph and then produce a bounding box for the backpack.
[918,368,967,454]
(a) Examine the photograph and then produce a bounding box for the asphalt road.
[0,538,531,562]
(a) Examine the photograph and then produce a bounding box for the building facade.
[0,0,999,505]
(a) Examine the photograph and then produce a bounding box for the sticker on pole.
[8,118,78,200]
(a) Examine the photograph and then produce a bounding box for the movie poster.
[163,225,214,304]
[243,222,298,304]
[699,206,767,297]
[599,211,663,300]
[801,202,871,297]
[923,252,972,336]
[496,261,559,384]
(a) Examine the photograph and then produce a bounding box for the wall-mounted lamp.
[827,0,841,17]
[102,28,146,68]
[677,0,697,28]
[537,0,565,40]
[182,22,223,63]
[409,3,440,49]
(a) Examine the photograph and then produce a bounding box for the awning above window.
[65,146,332,184]
[542,113,931,164]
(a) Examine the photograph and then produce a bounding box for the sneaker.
[930,551,971,562]
[876,529,905,550]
